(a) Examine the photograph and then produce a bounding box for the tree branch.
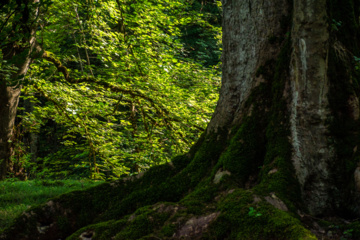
[34,44,204,148]
[34,44,170,116]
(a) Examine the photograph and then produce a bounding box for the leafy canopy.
[1,0,222,179]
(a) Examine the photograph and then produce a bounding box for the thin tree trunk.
[0,60,33,180]
[0,84,21,179]
[0,0,39,179]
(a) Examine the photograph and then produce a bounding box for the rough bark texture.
[0,85,21,179]
[0,0,38,179]
[211,0,360,217]
[0,55,33,179]
[290,0,332,215]
[208,0,289,132]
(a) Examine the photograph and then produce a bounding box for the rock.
[268,168,278,174]
[79,230,95,240]
[265,193,288,211]
[213,169,231,184]
[173,212,220,239]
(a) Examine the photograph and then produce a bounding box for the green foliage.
[179,0,222,67]
[209,189,316,240]
[331,19,343,31]
[355,56,360,70]
[2,0,221,179]
[248,207,262,217]
[0,51,19,85]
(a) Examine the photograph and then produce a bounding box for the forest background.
[0,0,221,230]
[1,0,222,179]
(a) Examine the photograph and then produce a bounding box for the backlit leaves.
[16,0,221,179]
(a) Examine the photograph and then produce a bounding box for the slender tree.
[1,0,360,239]
[0,0,39,179]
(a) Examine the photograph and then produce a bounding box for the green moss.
[344,221,360,238]
[205,189,316,240]
[160,223,176,237]
[113,214,166,239]
[179,180,218,214]
[171,154,191,170]
[251,39,301,214]
[1,159,190,238]
[66,219,127,240]
[67,203,175,240]
[217,114,267,185]
[216,38,301,212]
[215,62,276,185]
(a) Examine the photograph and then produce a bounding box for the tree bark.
[0,56,33,180]
[0,0,38,179]
[208,0,290,132]
[210,0,360,216]
[290,0,332,215]
[0,84,21,179]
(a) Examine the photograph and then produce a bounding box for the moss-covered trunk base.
[0,154,316,240]
[1,142,359,240]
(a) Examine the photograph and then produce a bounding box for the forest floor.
[0,177,359,239]
[0,179,102,231]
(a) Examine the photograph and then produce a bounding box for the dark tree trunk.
[0,59,33,180]
[1,0,360,239]
[210,0,360,217]
[0,84,21,179]
[0,0,38,179]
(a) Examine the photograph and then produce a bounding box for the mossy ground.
[63,188,316,240]
[0,116,318,240]
[0,179,101,232]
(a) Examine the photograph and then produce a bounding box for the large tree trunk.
[211,0,360,216]
[1,0,360,239]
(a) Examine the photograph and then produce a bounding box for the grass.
[0,179,103,231]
